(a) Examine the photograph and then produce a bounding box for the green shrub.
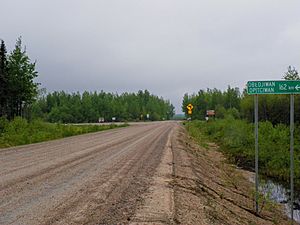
[0,117,9,133]
[0,117,128,148]
[186,118,300,185]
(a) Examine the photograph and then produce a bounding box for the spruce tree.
[0,40,8,116]
[283,65,299,80]
[7,37,39,118]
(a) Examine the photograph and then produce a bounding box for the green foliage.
[0,116,9,133]
[182,79,300,125]
[283,65,299,80]
[0,39,8,117]
[239,66,299,124]
[215,105,226,119]
[0,117,128,148]
[225,107,240,119]
[182,86,240,120]
[0,37,39,119]
[185,120,209,149]
[240,93,292,124]
[30,90,175,123]
[186,119,300,184]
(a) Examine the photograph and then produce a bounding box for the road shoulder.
[172,124,291,225]
[130,126,175,225]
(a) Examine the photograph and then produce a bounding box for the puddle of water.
[259,178,300,223]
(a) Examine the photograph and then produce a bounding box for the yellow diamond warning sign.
[187,104,193,114]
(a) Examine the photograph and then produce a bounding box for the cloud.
[1,0,300,113]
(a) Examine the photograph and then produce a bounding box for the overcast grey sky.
[1,0,300,113]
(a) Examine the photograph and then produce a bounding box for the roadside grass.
[182,121,287,224]
[185,119,300,186]
[0,117,128,148]
[184,121,210,149]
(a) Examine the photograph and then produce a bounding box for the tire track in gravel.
[43,123,173,225]
[0,122,177,225]
[0,125,152,190]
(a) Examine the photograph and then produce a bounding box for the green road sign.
[247,80,300,95]
[248,80,299,219]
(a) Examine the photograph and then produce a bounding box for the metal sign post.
[254,94,259,214]
[290,94,294,224]
[247,80,298,223]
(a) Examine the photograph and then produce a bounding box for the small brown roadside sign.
[206,110,215,116]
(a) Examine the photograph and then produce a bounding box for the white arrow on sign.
[295,85,300,91]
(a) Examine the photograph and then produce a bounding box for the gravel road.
[1,121,290,225]
[0,121,177,225]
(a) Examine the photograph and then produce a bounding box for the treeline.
[182,86,241,120]
[0,38,174,123]
[30,90,175,123]
[241,94,300,124]
[182,66,300,124]
[0,38,38,120]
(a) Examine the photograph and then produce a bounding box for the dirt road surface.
[0,121,292,225]
[0,122,176,225]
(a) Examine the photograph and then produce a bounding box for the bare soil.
[172,125,294,225]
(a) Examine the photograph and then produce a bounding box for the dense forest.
[30,90,175,123]
[0,38,174,123]
[182,66,300,124]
